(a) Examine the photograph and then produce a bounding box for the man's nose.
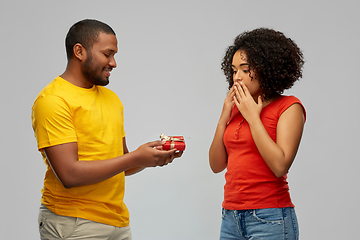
[109,56,117,68]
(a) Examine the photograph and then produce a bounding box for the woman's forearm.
[209,122,228,173]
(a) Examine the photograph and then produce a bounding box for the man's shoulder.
[33,77,81,110]
[36,77,68,97]
[96,86,122,102]
[97,85,117,95]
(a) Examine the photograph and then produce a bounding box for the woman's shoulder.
[275,95,306,120]
[277,95,302,104]
[270,95,303,108]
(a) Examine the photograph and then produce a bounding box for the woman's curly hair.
[221,28,304,100]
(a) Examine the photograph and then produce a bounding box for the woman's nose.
[234,72,241,81]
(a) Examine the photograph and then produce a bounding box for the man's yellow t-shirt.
[31,76,129,227]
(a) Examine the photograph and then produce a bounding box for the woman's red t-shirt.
[222,95,305,210]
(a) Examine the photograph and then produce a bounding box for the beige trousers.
[38,204,132,240]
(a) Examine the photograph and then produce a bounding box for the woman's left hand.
[233,82,262,123]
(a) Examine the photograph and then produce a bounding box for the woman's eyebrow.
[232,63,249,68]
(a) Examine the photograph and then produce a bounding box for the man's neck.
[61,65,93,89]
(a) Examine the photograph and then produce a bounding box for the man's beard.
[81,53,109,86]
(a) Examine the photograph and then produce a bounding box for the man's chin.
[92,78,109,86]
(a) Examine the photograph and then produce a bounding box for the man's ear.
[73,43,87,61]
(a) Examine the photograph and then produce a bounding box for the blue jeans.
[220,208,299,240]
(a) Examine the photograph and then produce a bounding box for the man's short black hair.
[65,19,116,60]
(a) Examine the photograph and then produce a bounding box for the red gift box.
[160,134,186,151]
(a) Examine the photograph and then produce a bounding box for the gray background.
[1,1,359,239]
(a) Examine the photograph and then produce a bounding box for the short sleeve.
[31,94,78,150]
[279,96,306,122]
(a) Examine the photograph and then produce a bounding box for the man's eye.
[104,53,110,57]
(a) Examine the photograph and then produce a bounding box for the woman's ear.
[73,43,87,61]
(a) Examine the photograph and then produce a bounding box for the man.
[31,19,182,240]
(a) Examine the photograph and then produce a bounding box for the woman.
[209,28,305,240]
